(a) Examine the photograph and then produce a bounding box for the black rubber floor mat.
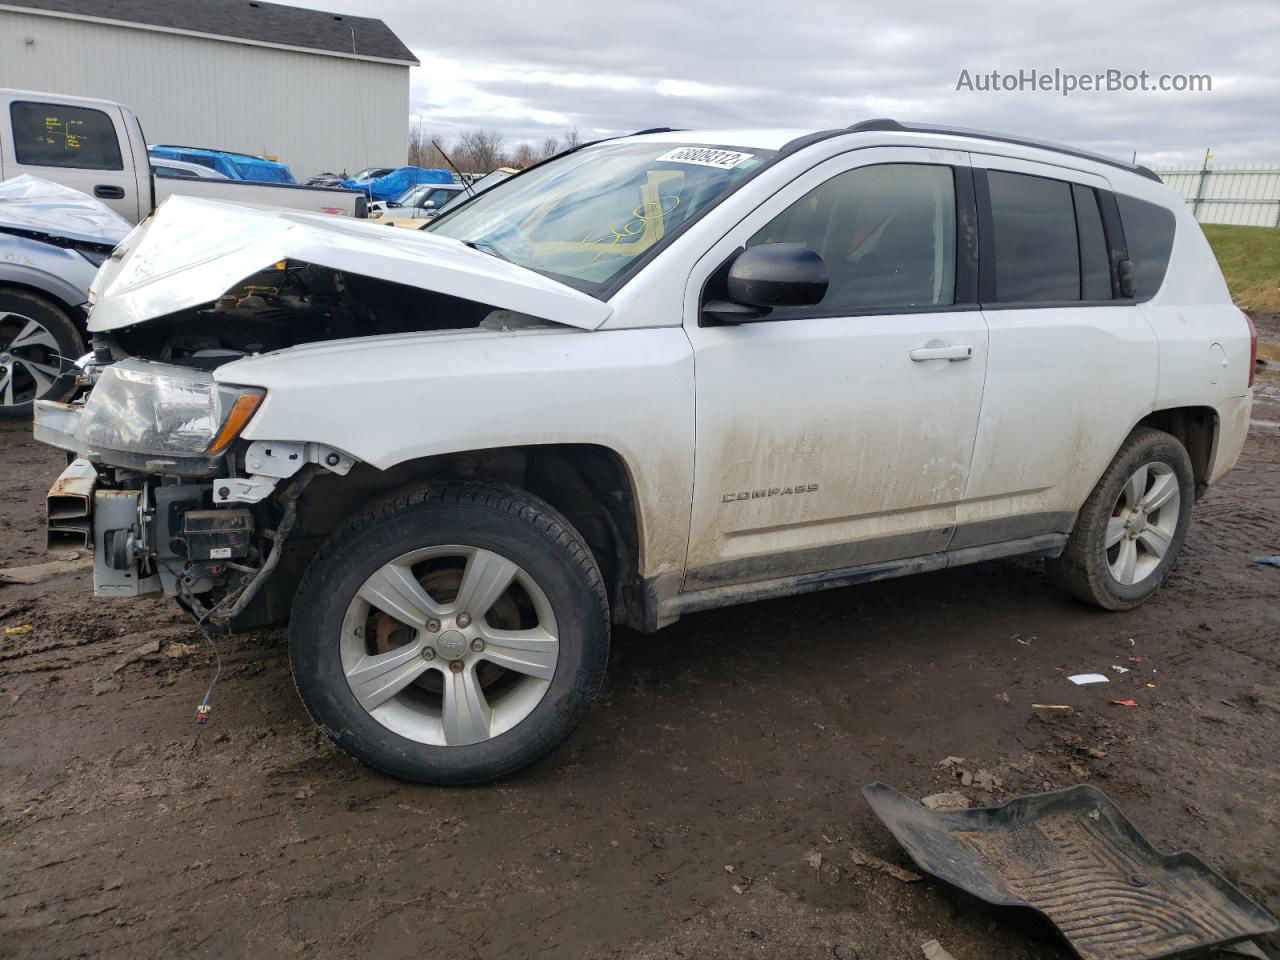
[863,783,1278,960]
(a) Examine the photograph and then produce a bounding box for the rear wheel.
[0,290,83,419]
[290,482,610,785]
[1047,427,1194,610]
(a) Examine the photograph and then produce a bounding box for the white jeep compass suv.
[34,120,1256,784]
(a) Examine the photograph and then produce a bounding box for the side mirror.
[704,244,828,323]
[421,200,436,210]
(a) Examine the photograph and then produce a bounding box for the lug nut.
[456,612,472,628]
[470,638,485,652]
[421,647,436,661]
[426,619,441,633]
[449,659,464,673]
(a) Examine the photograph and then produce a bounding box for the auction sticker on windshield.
[656,147,755,169]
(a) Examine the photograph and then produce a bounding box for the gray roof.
[10,0,418,64]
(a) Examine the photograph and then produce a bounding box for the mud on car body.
[34,122,1255,784]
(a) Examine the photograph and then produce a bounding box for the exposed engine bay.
[101,262,506,367]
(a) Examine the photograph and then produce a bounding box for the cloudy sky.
[356,0,1278,166]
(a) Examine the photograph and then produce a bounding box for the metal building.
[0,0,417,180]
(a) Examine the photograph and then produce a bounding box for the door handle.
[910,344,973,362]
[93,185,125,199]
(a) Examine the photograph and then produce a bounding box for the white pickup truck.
[33,122,1255,786]
[0,88,366,222]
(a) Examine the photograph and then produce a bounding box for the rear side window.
[987,171,1079,302]
[1116,194,1176,300]
[748,163,957,314]
[1073,185,1112,300]
[9,101,124,170]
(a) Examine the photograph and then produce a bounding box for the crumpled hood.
[0,174,133,246]
[87,195,612,332]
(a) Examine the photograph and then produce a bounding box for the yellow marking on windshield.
[576,170,685,263]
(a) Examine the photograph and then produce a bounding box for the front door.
[682,147,989,590]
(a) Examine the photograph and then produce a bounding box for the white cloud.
[351,0,1280,163]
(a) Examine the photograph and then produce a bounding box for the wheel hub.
[435,628,468,660]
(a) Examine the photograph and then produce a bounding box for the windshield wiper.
[461,238,511,262]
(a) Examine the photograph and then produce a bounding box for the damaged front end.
[32,193,607,625]
[36,357,353,625]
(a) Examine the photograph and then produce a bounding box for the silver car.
[0,176,130,417]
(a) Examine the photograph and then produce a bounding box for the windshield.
[427,142,774,289]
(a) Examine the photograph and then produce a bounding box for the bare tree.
[539,136,560,160]
[407,125,427,166]
[408,125,451,169]
[456,129,506,173]
[562,127,581,149]
[512,141,537,169]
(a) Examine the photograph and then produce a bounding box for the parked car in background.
[306,168,395,188]
[148,145,295,184]
[433,166,518,217]
[0,88,367,221]
[340,165,454,202]
[0,175,131,417]
[368,182,465,220]
[32,122,1255,785]
[149,156,231,180]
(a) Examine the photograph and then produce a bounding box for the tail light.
[1244,311,1258,388]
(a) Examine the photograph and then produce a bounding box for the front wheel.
[1047,427,1195,610]
[290,482,610,785]
[0,290,84,419]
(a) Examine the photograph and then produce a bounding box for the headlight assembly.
[74,358,263,458]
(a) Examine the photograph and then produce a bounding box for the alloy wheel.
[340,545,560,746]
[0,312,66,408]
[1105,461,1180,585]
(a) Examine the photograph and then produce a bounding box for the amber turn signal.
[208,393,263,454]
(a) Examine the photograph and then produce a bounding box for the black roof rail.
[844,118,1162,182]
[630,127,684,136]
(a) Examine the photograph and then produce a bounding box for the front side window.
[747,163,957,314]
[428,142,774,290]
[10,101,123,170]
[988,170,1080,302]
[1116,194,1176,301]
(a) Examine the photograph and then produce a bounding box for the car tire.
[290,481,611,785]
[0,289,83,419]
[1047,427,1195,610]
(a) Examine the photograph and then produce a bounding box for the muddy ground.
[2,319,1278,960]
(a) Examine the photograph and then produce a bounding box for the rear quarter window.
[1116,194,1176,300]
[9,101,124,171]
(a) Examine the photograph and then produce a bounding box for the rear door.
[0,94,141,220]
[956,155,1157,547]
[682,147,990,589]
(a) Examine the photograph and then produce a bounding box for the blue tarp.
[340,166,454,201]
[148,146,297,184]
